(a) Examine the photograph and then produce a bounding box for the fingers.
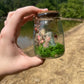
[4,11,33,26]
[7,6,48,27]
[17,55,45,70]
[14,6,48,18]
[4,11,15,26]
[20,14,34,26]
[2,6,48,42]
[28,56,45,67]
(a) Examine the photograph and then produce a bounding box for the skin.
[0,6,48,76]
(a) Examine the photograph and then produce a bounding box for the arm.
[0,6,48,76]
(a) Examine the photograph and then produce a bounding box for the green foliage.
[36,0,57,10]
[62,20,82,32]
[0,19,4,31]
[0,10,5,17]
[35,43,64,58]
[0,0,84,19]
[59,0,84,18]
[0,0,40,17]
[21,21,34,38]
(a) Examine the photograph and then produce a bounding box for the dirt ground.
[0,23,84,84]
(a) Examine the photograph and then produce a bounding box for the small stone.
[34,78,40,83]
[43,42,49,48]
[37,35,41,40]
[40,29,45,36]
[35,27,39,33]
[54,34,57,38]
[40,40,44,44]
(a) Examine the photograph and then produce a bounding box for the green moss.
[35,43,65,58]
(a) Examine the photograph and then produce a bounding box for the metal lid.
[37,11,60,18]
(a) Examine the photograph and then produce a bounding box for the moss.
[35,43,65,58]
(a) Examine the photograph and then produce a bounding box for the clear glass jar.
[34,11,65,58]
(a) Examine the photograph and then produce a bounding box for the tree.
[59,0,84,18]
[0,9,5,17]
[36,0,57,10]
[0,0,83,18]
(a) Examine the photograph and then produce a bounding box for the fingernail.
[43,8,48,11]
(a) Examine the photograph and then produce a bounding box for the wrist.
[0,68,5,76]
[0,62,6,76]
[0,70,3,76]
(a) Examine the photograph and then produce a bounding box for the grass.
[62,20,82,32]
[35,43,65,58]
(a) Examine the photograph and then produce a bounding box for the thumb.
[16,55,45,70]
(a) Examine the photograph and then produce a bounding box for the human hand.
[0,6,48,75]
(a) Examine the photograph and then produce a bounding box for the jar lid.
[37,11,60,18]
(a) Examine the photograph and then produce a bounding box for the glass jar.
[34,11,65,58]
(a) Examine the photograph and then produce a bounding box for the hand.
[0,6,48,75]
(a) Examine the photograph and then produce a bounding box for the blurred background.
[0,0,84,84]
[0,0,84,18]
[0,0,84,49]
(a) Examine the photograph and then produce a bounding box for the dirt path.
[0,23,84,84]
[61,17,84,22]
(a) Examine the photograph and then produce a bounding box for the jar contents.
[34,12,65,58]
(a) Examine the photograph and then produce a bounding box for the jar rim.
[37,11,60,18]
